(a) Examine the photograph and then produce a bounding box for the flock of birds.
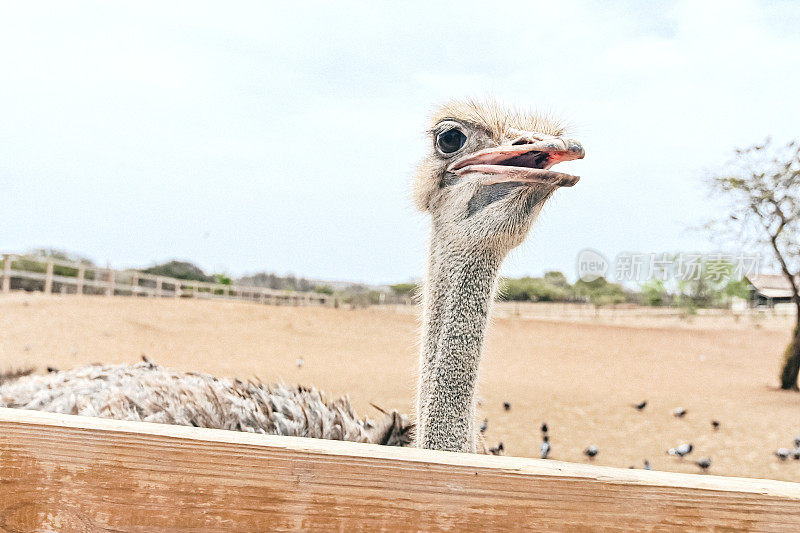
[481,398,800,473]
[774,436,800,461]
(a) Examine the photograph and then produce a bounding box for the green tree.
[213,273,232,285]
[675,258,737,309]
[390,283,419,297]
[142,260,214,282]
[640,278,667,306]
[543,270,569,288]
[314,284,334,295]
[574,277,627,306]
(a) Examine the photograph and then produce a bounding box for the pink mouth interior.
[492,151,553,170]
[450,146,582,187]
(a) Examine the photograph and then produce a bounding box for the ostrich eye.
[436,128,466,154]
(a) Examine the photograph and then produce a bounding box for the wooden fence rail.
[0,408,799,532]
[0,253,334,307]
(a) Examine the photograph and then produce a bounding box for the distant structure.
[747,274,798,308]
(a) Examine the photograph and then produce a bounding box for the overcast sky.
[2,1,799,283]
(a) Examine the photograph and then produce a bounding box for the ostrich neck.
[416,229,503,452]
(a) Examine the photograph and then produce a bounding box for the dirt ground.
[1,293,798,482]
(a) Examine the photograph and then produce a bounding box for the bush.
[390,283,419,297]
[141,261,214,282]
[314,284,334,295]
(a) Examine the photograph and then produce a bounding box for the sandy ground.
[1,293,798,482]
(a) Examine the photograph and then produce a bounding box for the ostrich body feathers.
[0,362,412,446]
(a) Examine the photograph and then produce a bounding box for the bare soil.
[1,294,798,482]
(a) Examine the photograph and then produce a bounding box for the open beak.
[447,137,585,187]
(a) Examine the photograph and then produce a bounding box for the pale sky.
[2,1,799,283]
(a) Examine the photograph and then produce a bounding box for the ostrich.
[0,99,583,453]
[412,99,583,451]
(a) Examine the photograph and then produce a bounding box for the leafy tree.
[12,248,97,290]
[573,276,627,306]
[543,270,569,288]
[314,284,334,295]
[500,272,630,305]
[500,276,570,302]
[640,278,667,306]
[213,273,232,285]
[675,258,738,309]
[724,278,749,299]
[706,139,800,390]
[141,260,214,282]
[26,248,95,266]
[390,283,419,297]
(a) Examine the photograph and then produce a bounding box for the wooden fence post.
[130,272,139,296]
[174,280,181,299]
[43,259,54,295]
[106,269,115,297]
[193,284,199,298]
[1,254,11,294]
[76,265,85,295]
[156,277,163,298]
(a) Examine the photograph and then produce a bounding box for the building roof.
[747,274,798,298]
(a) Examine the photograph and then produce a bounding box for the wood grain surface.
[0,407,799,532]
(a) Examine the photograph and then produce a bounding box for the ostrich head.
[415,100,584,453]
[413,99,583,253]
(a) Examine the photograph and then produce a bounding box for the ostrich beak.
[448,137,584,187]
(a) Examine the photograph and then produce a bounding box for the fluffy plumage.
[0,361,413,446]
[428,99,567,141]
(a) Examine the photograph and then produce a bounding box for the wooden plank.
[0,408,798,532]
[43,259,53,294]
[1,254,10,294]
[76,264,85,295]
[106,268,115,297]
[130,271,139,295]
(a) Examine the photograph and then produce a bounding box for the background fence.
[1,253,335,306]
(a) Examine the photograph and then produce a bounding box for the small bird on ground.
[584,445,599,459]
[775,448,790,460]
[296,357,304,368]
[479,418,488,433]
[711,420,720,430]
[695,457,712,471]
[540,435,551,459]
[668,443,694,458]
[489,442,505,455]
[643,459,651,470]
[503,402,511,411]
[633,400,647,411]
[673,407,687,418]
[541,422,548,433]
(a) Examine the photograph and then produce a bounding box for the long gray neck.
[416,229,503,452]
